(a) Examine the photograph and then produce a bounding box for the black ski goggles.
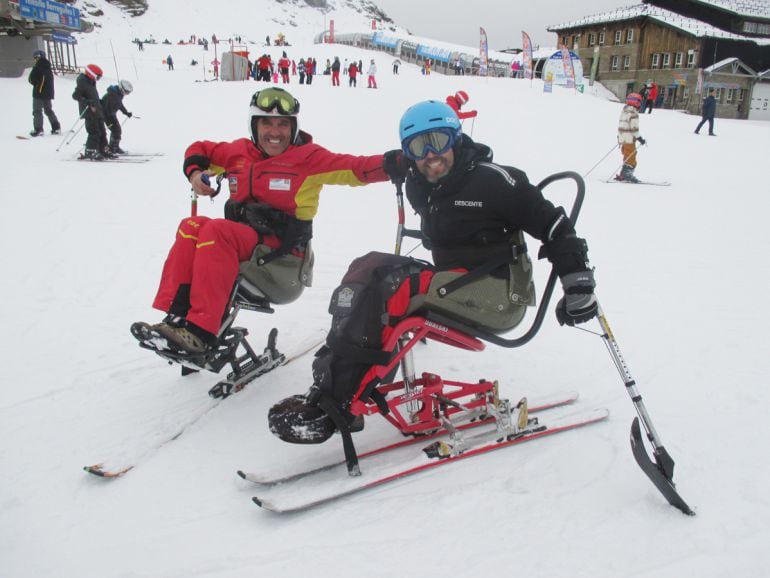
[251,88,300,115]
[402,128,459,160]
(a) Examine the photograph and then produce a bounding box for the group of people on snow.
[130,85,598,448]
[26,51,135,159]
[26,49,722,456]
[246,54,380,88]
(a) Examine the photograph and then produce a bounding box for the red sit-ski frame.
[349,316,494,434]
[346,172,585,439]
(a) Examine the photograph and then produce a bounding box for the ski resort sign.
[19,0,80,31]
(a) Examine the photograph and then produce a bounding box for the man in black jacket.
[695,88,717,136]
[28,50,61,137]
[269,100,598,444]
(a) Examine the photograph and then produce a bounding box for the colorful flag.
[479,27,489,77]
[521,31,533,80]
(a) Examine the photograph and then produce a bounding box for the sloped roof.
[548,3,770,45]
[703,56,758,74]
[695,0,770,20]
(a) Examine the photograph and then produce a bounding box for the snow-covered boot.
[268,386,364,445]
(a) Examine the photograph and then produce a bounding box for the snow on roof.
[703,56,758,74]
[548,3,770,45]
[696,0,770,20]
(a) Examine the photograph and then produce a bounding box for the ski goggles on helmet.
[402,128,458,161]
[251,88,300,115]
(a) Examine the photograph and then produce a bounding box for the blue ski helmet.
[32,50,45,59]
[399,100,462,147]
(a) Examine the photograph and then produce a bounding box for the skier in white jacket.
[615,93,646,183]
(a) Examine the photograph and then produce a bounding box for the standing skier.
[72,64,110,160]
[101,80,134,154]
[694,88,717,136]
[131,88,395,356]
[615,93,646,183]
[268,99,598,444]
[366,59,377,89]
[28,50,61,137]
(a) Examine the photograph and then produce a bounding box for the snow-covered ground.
[2,3,770,577]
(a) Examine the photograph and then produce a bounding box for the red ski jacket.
[183,131,388,220]
[445,95,478,120]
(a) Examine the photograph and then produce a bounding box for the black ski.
[630,418,695,515]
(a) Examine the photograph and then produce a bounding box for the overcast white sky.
[373,0,635,49]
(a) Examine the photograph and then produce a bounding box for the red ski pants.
[152,217,258,335]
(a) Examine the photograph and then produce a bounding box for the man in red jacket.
[132,87,392,356]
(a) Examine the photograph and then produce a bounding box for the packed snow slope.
[2,5,770,578]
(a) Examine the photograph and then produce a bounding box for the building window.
[687,51,696,68]
[588,33,596,46]
[611,55,619,71]
[626,29,634,44]
[675,52,683,68]
[738,89,745,102]
[598,31,606,45]
[614,30,622,45]
[662,53,671,68]
[714,88,722,101]
[572,34,580,48]
[743,21,770,35]
[683,87,690,100]
[651,53,660,69]
[623,55,631,70]
[726,88,735,103]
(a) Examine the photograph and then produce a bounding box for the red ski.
[242,403,608,513]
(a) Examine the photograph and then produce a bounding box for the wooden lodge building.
[547,0,770,120]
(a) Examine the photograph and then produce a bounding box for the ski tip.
[83,463,132,478]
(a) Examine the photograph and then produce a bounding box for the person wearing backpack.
[269,100,598,445]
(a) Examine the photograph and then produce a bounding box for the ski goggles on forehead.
[251,88,300,115]
[402,128,459,161]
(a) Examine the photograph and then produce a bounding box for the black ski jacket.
[72,73,102,116]
[101,85,130,121]
[405,135,586,275]
[29,57,55,100]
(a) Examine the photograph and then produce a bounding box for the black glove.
[636,136,646,145]
[127,111,133,118]
[382,149,408,183]
[555,270,598,326]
